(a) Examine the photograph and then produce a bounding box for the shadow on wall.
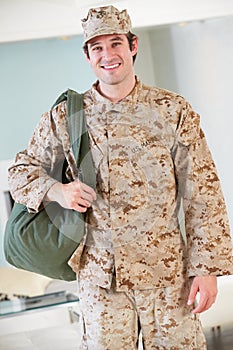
[148,25,179,92]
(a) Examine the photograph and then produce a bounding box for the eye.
[91,46,102,52]
[112,42,121,48]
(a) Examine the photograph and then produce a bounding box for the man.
[8,5,233,350]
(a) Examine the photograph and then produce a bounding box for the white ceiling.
[0,0,233,43]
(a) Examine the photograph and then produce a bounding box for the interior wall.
[134,30,157,86]
[1,0,233,43]
[0,36,95,162]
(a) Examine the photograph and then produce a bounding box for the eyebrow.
[110,36,124,42]
[89,36,124,48]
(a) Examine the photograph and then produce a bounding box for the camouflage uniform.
[9,78,233,349]
[78,276,206,350]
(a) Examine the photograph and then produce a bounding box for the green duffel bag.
[4,90,96,281]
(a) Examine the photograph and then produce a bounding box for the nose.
[102,46,115,61]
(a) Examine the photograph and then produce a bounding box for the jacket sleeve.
[8,102,75,213]
[172,100,233,277]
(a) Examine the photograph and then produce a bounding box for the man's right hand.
[45,181,96,213]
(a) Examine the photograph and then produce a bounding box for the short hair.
[83,32,138,63]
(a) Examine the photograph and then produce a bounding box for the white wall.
[134,30,157,86]
[149,16,233,236]
[1,0,233,43]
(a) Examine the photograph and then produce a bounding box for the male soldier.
[9,5,233,350]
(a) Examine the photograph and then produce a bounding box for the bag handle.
[51,89,83,162]
[66,89,84,164]
[51,89,96,190]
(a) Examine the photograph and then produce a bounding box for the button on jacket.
[9,78,233,291]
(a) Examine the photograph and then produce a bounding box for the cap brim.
[83,28,129,45]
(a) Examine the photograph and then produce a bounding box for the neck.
[97,76,136,103]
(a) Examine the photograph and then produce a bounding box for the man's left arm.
[173,100,233,313]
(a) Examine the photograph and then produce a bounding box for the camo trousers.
[77,277,207,350]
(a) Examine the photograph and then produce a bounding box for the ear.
[131,36,139,56]
[85,54,91,64]
[83,47,91,63]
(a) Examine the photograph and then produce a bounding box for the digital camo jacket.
[8,78,233,291]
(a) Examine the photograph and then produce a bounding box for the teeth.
[103,63,119,69]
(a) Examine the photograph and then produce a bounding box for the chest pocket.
[108,135,177,234]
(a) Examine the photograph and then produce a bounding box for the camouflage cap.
[81,5,132,45]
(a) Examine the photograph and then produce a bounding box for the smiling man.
[8,5,233,350]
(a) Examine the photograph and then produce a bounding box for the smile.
[101,63,120,70]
